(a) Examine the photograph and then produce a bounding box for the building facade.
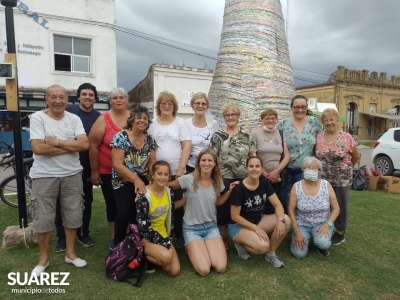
[0,0,117,146]
[129,64,214,120]
[297,66,400,140]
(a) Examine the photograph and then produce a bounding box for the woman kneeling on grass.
[169,148,238,276]
[288,156,340,258]
[136,161,180,277]
[229,156,291,268]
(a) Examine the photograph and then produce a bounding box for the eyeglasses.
[293,106,308,111]
[224,113,237,118]
[263,117,277,121]
[160,102,173,107]
[194,102,207,107]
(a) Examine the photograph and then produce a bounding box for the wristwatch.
[278,218,285,223]
[326,220,333,227]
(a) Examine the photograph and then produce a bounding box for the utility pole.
[1,0,28,228]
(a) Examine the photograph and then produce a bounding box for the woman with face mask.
[251,109,290,213]
[288,156,340,258]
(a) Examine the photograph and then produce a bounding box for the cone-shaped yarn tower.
[209,0,295,129]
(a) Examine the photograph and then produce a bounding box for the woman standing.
[111,105,156,245]
[89,87,131,248]
[229,157,291,268]
[315,108,359,245]
[210,104,256,249]
[148,91,192,248]
[136,161,180,277]
[185,92,219,173]
[169,149,238,276]
[251,109,290,213]
[288,156,340,258]
[277,95,322,203]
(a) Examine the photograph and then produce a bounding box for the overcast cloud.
[115,0,400,92]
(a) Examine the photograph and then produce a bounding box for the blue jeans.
[290,223,334,258]
[183,221,220,245]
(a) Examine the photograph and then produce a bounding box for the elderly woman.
[148,91,192,248]
[111,105,156,245]
[315,108,359,246]
[89,87,131,249]
[277,95,322,203]
[251,109,290,213]
[288,156,340,258]
[210,104,256,249]
[184,92,219,173]
[229,156,291,268]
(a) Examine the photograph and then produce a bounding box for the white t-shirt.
[148,117,191,175]
[184,118,219,168]
[29,111,85,178]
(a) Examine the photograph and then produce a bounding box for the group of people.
[29,85,359,278]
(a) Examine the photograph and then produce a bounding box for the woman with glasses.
[185,92,219,173]
[210,104,256,250]
[288,156,340,258]
[251,109,290,213]
[148,91,192,249]
[277,95,322,203]
[314,108,359,246]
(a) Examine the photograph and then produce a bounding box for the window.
[54,35,91,73]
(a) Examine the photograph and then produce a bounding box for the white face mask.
[303,169,319,181]
[262,125,275,133]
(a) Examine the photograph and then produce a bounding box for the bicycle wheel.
[0,175,31,208]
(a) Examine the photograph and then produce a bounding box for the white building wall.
[152,65,214,119]
[0,0,116,94]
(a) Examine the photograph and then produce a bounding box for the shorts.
[227,223,243,241]
[182,221,220,245]
[30,172,84,233]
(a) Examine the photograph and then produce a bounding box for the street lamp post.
[1,0,28,228]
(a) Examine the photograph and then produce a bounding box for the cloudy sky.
[115,0,400,92]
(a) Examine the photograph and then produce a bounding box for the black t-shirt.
[230,178,275,224]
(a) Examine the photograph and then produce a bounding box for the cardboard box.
[365,175,380,191]
[379,176,400,194]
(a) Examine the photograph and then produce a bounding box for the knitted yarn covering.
[209,0,295,130]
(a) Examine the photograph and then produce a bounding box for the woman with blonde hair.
[210,104,256,249]
[315,108,359,245]
[169,148,238,276]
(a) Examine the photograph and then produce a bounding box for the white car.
[371,127,400,176]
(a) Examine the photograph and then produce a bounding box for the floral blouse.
[110,131,156,189]
[315,130,356,187]
[277,116,322,169]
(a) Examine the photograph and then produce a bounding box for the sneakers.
[234,242,250,260]
[55,238,66,253]
[176,237,185,249]
[265,253,284,268]
[78,235,96,247]
[65,256,87,268]
[108,239,115,250]
[318,248,330,257]
[145,261,156,274]
[222,236,229,250]
[331,233,346,245]
[32,261,49,277]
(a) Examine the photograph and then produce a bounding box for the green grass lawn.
[1,189,400,300]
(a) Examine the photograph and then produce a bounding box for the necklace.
[302,180,319,197]
[324,132,338,145]
[128,131,145,149]
[263,131,275,143]
[192,117,207,128]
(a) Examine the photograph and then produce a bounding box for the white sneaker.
[32,261,49,277]
[65,256,87,268]
[234,242,250,260]
[265,253,284,268]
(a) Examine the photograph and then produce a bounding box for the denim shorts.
[227,223,243,241]
[182,221,220,245]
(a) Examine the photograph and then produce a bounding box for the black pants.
[170,175,184,239]
[217,178,240,226]
[113,175,149,245]
[56,166,93,238]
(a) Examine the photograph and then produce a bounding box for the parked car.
[371,128,400,176]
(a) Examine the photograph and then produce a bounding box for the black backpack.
[105,224,146,287]
[353,165,367,191]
